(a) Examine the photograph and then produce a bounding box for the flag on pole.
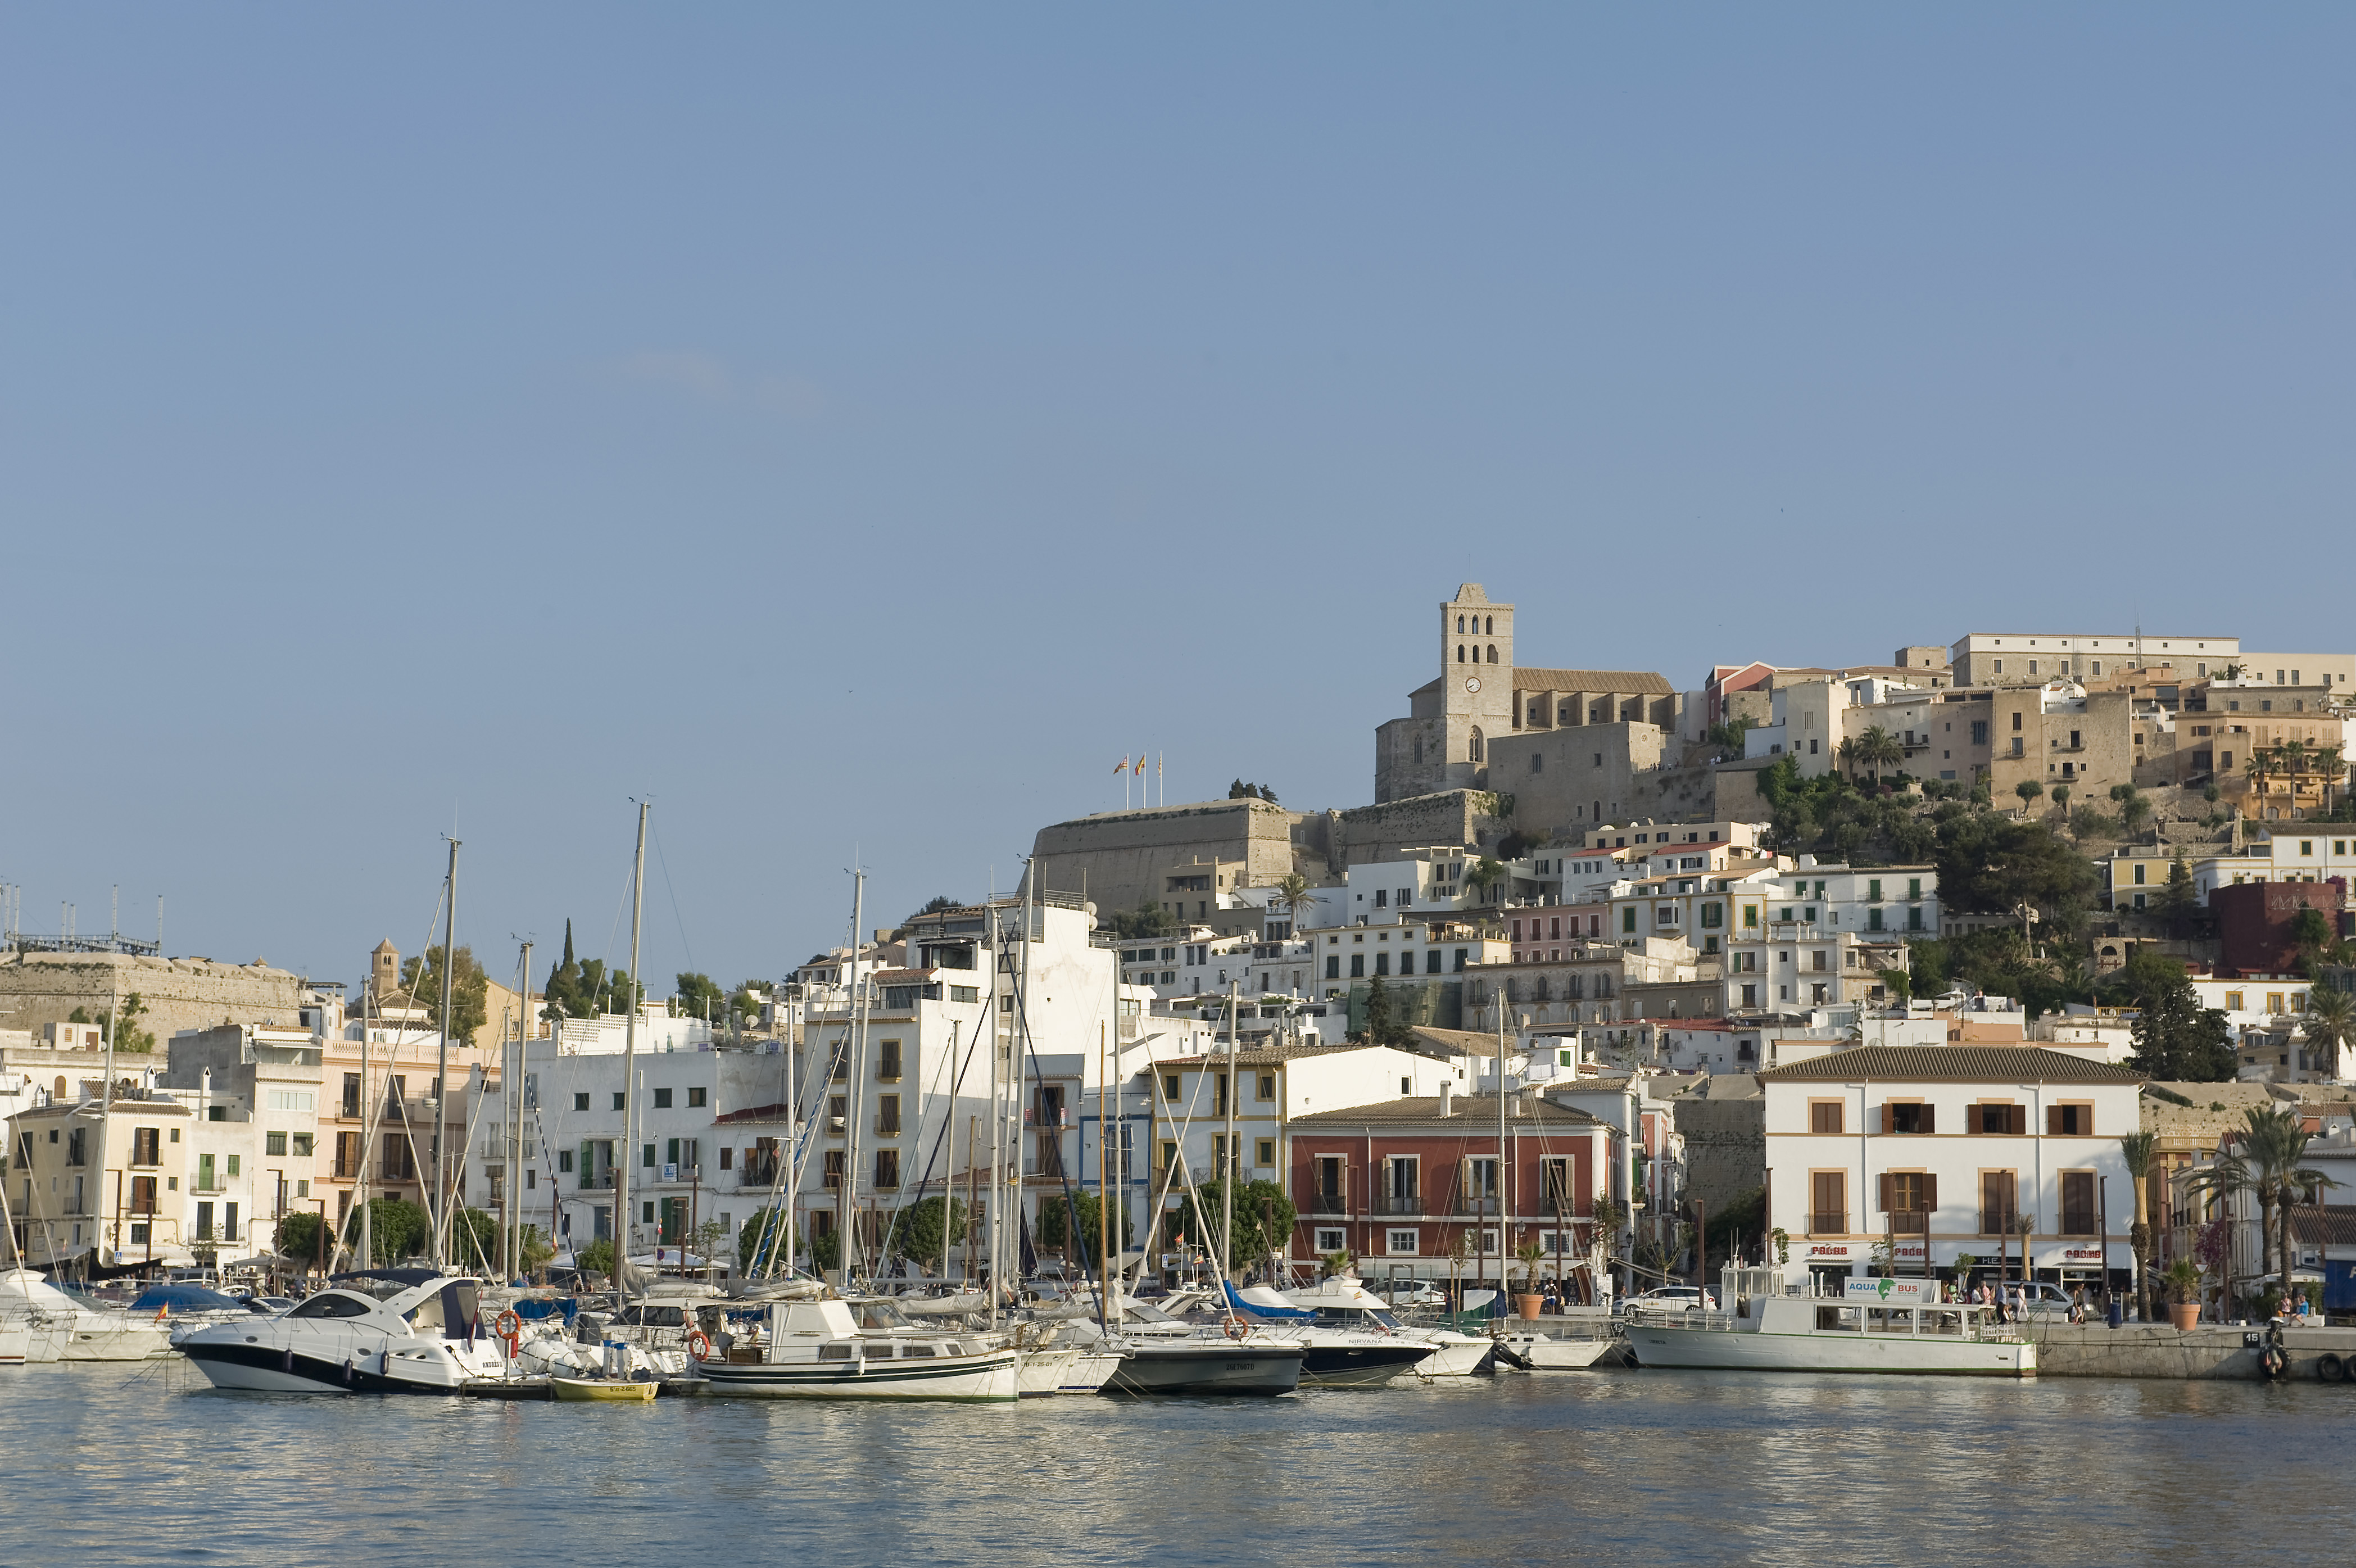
[1114,755,1128,774]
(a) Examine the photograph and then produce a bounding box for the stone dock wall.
[2029,1322,2356,1381]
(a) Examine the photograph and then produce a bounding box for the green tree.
[2191,1107,2337,1309]
[674,972,725,1021]
[2289,907,2335,969]
[447,1207,500,1272]
[1190,1177,1297,1279]
[909,895,961,921]
[807,1228,842,1272]
[1934,813,2099,920]
[576,1238,617,1278]
[1274,872,1320,935]
[2300,984,2353,1076]
[2119,1129,2158,1325]
[275,1209,330,1268]
[1112,900,1180,940]
[1031,1193,1132,1258]
[738,1207,792,1274]
[1360,973,1411,1048]
[1468,856,1507,901]
[542,921,637,1021]
[2050,782,2072,812]
[885,1197,972,1271]
[2015,779,2045,808]
[2155,855,2198,934]
[340,1197,432,1264]
[401,945,490,1043]
[2126,967,2235,1081]
[98,993,155,1054]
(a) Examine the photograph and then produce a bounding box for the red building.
[2213,879,2346,976]
[1289,1090,1612,1294]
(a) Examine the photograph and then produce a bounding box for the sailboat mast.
[513,940,532,1281]
[985,895,1002,1326]
[843,869,868,1282]
[357,957,372,1269]
[431,837,460,1271]
[1497,995,1509,1298]
[617,802,648,1308]
[1224,981,1238,1285]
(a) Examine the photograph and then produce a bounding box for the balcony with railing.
[738,1161,782,1189]
[1372,1194,1425,1217]
[1299,1189,1347,1216]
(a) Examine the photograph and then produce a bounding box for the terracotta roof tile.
[1758,1045,2144,1085]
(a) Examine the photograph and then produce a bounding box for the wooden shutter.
[1877,1173,1893,1213]
[1919,1104,1936,1136]
[2009,1105,2027,1136]
[1878,1103,1891,1135]
[2046,1105,2062,1135]
[1922,1173,1938,1213]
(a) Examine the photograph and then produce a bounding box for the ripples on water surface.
[5,1361,2344,1566]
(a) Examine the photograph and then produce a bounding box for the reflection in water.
[8,1362,2348,1566]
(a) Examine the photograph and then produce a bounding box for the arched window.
[1470,727,1484,763]
[1457,645,1466,663]
[1456,615,1466,633]
[1485,616,1494,635]
[1412,736,1423,764]
[1487,645,1498,664]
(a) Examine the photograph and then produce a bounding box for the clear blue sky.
[4,7,2348,993]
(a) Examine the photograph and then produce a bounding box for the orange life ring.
[493,1309,522,1353]
[686,1330,713,1361]
[1222,1317,1248,1342]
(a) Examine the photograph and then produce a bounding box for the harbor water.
[6,1361,2346,1566]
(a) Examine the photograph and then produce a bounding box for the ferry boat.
[1624,1268,2035,1377]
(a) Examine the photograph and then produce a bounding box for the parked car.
[1625,1284,1715,1313]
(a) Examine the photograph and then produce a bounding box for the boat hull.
[551,1376,658,1402]
[180,1340,481,1394]
[1409,1337,1493,1377]
[693,1351,1019,1402]
[1626,1324,2036,1377]
[1508,1336,1618,1370]
[1102,1344,1302,1397]
[1297,1342,1438,1387]
[1016,1347,1081,1397]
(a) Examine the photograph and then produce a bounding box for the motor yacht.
[0,1271,173,1362]
[1097,1298,1303,1396]
[1278,1277,1492,1377]
[178,1270,509,1393]
[690,1290,1018,1401]
[1220,1284,1439,1386]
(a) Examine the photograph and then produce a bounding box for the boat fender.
[2315,1352,2345,1384]
[686,1330,713,1362]
[1222,1318,1248,1342]
[2260,1343,2287,1380]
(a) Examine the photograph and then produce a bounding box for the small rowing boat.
[550,1375,658,1403]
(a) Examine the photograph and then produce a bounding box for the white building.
[1950,631,2240,688]
[1759,1045,2141,1291]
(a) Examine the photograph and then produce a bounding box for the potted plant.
[1769,1227,1790,1267]
[1514,1243,1547,1320]
[2164,1258,2204,1330]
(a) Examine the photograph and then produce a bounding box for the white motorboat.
[1221,1284,1438,1386]
[1624,1269,2036,1378]
[690,1292,1018,1401]
[178,1270,510,1393]
[0,1273,173,1362]
[1279,1277,1492,1377]
[0,1322,28,1366]
[1496,1325,1620,1370]
[1097,1299,1303,1396]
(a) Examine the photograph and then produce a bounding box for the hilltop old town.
[9,584,2356,1371]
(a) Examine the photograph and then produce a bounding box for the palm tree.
[1273,871,1320,936]
[2315,743,2346,816]
[2191,1106,2337,1309]
[2119,1129,2158,1324]
[2301,985,2353,1079]
[2244,745,2273,818]
[1852,726,1902,783]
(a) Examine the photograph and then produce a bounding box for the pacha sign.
[1807,1244,1853,1259]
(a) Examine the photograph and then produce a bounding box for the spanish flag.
[1114,755,1129,774]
